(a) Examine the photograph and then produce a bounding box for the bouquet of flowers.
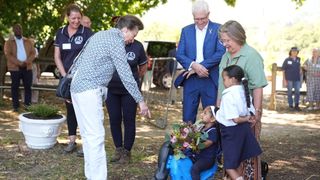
[165,121,208,160]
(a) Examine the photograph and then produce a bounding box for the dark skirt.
[220,122,262,169]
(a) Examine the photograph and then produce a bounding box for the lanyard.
[226,56,240,67]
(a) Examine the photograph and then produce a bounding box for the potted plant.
[19,104,66,149]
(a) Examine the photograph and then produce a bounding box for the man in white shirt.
[4,24,35,111]
[176,0,225,123]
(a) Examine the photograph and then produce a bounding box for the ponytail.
[242,77,251,108]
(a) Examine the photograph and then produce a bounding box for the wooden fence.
[0,57,57,101]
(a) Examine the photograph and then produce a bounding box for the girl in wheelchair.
[190,106,220,180]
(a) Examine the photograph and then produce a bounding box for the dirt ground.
[0,77,319,180]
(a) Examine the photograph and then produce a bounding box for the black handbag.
[56,74,73,99]
[55,38,90,99]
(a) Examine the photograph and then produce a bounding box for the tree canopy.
[0,0,168,45]
[0,0,307,46]
[224,0,306,7]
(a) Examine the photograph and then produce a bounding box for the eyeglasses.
[194,14,209,22]
[219,38,231,44]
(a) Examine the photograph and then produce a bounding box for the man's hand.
[191,62,209,78]
[184,70,196,79]
[19,62,27,68]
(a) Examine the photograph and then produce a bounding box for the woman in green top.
[217,20,268,180]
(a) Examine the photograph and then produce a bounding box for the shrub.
[27,104,60,119]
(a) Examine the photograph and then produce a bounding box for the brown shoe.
[110,147,123,162]
[118,149,131,164]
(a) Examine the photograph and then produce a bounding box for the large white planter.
[19,113,66,149]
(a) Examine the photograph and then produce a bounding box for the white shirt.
[195,24,207,63]
[216,85,255,127]
[15,37,27,62]
[188,23,208,70]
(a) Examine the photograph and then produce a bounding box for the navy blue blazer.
[176,21,225,88]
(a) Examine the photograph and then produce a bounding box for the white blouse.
[216,85,255,127]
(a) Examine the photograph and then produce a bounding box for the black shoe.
[289,106,294,111]
[295,106,301,111]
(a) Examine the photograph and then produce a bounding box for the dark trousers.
[65,101,78,136]
[10,69,32,109]
[106,92,137,151]
[183,76,217,123]
[191,157,215,180]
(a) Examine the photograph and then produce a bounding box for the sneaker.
[110,147,123,162]
[76,148,84,157]
[64,142,77,153]
[118,149,131,164]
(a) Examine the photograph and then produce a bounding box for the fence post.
[268,63,277,110]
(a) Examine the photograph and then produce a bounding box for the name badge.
[62,43,71,50]
[287,61,292,65]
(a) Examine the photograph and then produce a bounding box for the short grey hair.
[115,15,144,31]
[219,20,246,46]
[192,0,210,14]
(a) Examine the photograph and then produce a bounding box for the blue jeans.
[287,80,301,107]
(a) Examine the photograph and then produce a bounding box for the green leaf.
[0,0,168,45]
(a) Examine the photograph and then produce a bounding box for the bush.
[27,104,60,119]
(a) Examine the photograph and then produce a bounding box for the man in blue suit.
[176,0,225,123]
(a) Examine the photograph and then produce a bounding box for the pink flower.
[183,142,190,148]
[170,135,177,144]
[181,128,190,138]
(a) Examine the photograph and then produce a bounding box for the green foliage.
[224,0,305,8]
[27,104,60,118]
[260,21,320,69]
[0,0,167,45]
[224,0,236,7]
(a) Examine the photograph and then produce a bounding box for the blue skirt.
[220,122,262,169]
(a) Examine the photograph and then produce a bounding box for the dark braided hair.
[223,65,251,108]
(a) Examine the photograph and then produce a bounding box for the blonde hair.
[219,20,246,46]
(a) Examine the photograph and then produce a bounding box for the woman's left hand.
[139,101,151,118]
[248,115,256,127]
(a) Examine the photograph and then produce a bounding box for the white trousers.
[71,87,108,180]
